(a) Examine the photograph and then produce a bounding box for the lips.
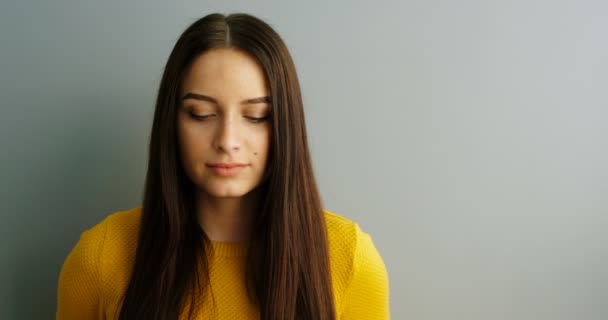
[206,163,248,168]
[206,163,248,177]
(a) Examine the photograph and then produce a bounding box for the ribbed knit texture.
[56,207,389,319]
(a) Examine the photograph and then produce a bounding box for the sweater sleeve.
[56,219,108,320]
[340,226,390,319]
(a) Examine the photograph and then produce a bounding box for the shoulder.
[322,209,390,318]
[103,206,142,228]
[323,209,358,243]
[322,209,387,270]
[63,206,142,271]
[323,209,382,258]
[76,206,142,257]
[71,206,143,284]
[322,209,357,298]
[75,206,142,240]
[323,209,362,262]
[95,207,142,276]
[101,206,143,241]
[81,207,143,289]
[57,207,143,317]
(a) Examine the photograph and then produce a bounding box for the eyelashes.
[188,112,270,123]
[246,116,271,123]
[188,113,213,121]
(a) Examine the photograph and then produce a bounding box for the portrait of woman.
[56,12,389,320]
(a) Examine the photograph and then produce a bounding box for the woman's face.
[177,48,271,199]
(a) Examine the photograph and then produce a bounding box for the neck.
[195,188,262,243]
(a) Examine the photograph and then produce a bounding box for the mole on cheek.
[254,152,258,156]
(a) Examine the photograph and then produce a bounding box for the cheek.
[180,137,208,179]
[253,131,271,157]
[178,126,208,166]
[194,161,205,177]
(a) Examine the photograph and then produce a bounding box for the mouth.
[206,163,249,177]
[206,163,249,168]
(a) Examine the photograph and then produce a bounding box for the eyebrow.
[181,92,271,105]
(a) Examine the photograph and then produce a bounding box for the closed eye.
[245,116,270,123]
[189,112,270,124]
[189,112,215,121]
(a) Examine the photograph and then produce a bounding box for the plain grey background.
[1,0,607,319]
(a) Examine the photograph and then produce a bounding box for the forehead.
[181,48,269,97]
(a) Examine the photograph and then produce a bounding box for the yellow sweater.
[56,207,389,319]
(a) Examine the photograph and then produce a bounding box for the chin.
[201,183,253,198]
[207,191,248,198]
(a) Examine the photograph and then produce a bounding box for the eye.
[245,116,270,123]
[189,112,215,121]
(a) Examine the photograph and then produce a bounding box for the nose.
[213,115,241,152]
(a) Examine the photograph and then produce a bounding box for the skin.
[177,48,272,243]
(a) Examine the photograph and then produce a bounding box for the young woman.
[57,13,389,320]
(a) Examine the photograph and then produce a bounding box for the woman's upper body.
[56,206,390,319]
[56,12,390,320]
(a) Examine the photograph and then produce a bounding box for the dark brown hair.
[118,13,335,319]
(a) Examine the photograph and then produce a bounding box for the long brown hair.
[118,13,335,319]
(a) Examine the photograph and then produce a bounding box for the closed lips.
[207,163,248,168]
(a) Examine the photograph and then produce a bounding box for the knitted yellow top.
[56,207,389,319]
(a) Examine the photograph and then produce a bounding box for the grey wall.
[1,0,607,319]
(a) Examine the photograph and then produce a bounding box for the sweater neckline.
[207,240,249,257]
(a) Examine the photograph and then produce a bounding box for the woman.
[57,12,389,320]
